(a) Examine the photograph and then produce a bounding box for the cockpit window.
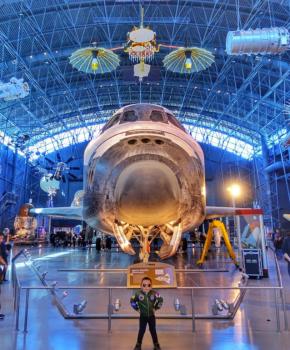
[166,113,185,131]
[150,110,164,122]
[120,110,138,123]
[101,113,121,132]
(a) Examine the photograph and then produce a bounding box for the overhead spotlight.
[73,300,87,314]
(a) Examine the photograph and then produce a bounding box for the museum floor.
[1,244,290,350]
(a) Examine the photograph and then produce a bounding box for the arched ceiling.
[0,0,289,153]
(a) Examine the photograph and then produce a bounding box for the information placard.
[127,262,177,288]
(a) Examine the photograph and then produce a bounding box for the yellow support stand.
[197,220,238,266]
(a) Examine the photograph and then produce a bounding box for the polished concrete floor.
[1,244,290,350]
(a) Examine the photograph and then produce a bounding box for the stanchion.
[15,286,21,331]
[24,289,30,333]
[191,289,195,332]
[108,288,112,332]
[274,289,280,333]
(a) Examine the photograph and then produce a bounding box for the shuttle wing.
[30,207,83,220]
[283,214,290,221]
[205,206,258,219]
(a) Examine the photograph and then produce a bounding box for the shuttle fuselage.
[82,103,205,259]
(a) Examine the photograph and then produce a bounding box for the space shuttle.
[22,104,245,261]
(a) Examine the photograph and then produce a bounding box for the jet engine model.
[21,104,245,262]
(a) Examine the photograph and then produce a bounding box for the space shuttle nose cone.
[114,160,181,226]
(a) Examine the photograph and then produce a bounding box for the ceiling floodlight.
[163,47,214,74]
[69,47,120,74]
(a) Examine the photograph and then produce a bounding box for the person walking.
[130,277,163,350]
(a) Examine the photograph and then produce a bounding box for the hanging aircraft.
[18,103,248,261]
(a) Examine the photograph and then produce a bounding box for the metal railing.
[11,248,288,334]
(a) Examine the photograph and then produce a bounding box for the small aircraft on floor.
[18,103,248,262]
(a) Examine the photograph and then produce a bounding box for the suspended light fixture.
[163,47,214,74]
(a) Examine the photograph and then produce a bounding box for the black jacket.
[130,290,163,317]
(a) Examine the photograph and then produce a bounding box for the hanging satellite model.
[40,174,60,197]
[226,27,290,56]
[0,77,29,101]
[162,47,215,74]
[124,6,159,81]
[69,46,120,75]
[69,5,214,80]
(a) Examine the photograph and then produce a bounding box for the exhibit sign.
[235,209,268,276]
[127,262,177,288]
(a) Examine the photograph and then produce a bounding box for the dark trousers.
[288,262,290,277]
[137,315,158,344]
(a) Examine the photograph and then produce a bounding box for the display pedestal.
[127,262,177,288]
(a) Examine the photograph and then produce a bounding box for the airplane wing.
[205,206,261,219]
[30,207,83,220]
[283,214,290,221]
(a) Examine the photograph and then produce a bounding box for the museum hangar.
[0,1,290,350]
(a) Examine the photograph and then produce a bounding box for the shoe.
[0,314,5,319]
[153,343,161,350]
[134,343,142,350]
